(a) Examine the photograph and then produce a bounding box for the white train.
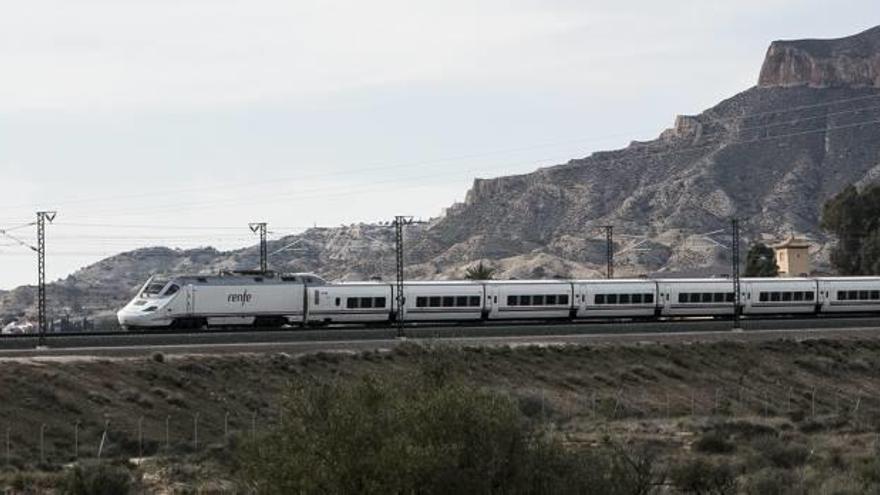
[116,271,880,330]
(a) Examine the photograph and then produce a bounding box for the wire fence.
[2,382,877,469]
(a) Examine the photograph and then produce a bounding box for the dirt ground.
[1,337,879,492]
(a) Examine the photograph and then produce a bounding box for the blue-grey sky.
[1,0,878,289]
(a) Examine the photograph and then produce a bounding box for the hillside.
[4,26,880,322]
[3,339,880,491]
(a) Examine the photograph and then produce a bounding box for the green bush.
[751,436,810,469]
[235,364,663,494]
[63,461,132,495]
[694,431,736,454]
[744,468,802,495]
[671,459,737,494]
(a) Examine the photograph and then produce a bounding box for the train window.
[860,290,870,300]
[632,294,642,304]
[442,296,454,307]
[361,298,373,308]
[314,290,319,305]
[430,296,441,307]
[848,290,859,300]
[559,294,569,305]
[533,295,545,305]
[677,293,687,303]
[770,292,780,302]
[546,295,557,305]
[335,297,341,306]
[686,293,698,303]
[416,297,427,308]
[759,292,769,302]
[375,297,386,307]
[516,295,528,306]
[164,285,180,296]
[595,294,606,304]
[606,294,618,304]
[873,291,880,300]
[469,296,481,307]
[508,296,518,306]
[644,294,654,304]
[805,292,814,301]
[793,292,804,301]
[838,291,847,300]
[781,292,791,302]
[619,294,630,304]
[197,277,207,283]
[456,296,469,306]
[725,292,734,302]
[346,298,359,309]
[254,277,263,282]
[713,293,724,303]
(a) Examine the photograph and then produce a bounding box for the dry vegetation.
[0,337,879,492]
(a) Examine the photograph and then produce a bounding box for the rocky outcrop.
[759,26,880,88]
[4,26,880,323]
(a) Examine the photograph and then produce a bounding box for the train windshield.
[141,280,169,297]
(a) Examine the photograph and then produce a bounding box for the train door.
[185,284,195,316]
[484,285,500,318]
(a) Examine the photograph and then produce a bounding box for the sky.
[0,0,878,289]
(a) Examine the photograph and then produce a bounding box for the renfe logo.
[228,290,253,306]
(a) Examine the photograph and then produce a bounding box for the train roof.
[168,272,326,285]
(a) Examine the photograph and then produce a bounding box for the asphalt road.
[3,316,880,358]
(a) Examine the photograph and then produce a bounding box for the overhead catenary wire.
[4,89,880,216]
[49,111,880,221]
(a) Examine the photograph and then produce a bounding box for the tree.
[464,261,496,280]
[744,243,778,277]
[821,183,880,275]
[235,359,665,494]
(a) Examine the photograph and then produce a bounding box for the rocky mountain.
[4,25,880,325]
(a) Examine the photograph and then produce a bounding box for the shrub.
[743,468,802,495]
[63,461,133,495]
[671,459,737,495]
[235,362,664,494]
[751,436,810,469]
[151,352,165,363]
[694,431,736,454]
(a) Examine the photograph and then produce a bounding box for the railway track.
[3,315,880,358]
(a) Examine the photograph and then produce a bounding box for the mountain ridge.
[4,26,880,325]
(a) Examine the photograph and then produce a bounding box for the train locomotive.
[116,270,880,330]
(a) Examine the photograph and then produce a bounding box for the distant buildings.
[771,236,811,277]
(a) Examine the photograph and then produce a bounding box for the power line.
[33,111,880,222]
[4,90,880,217]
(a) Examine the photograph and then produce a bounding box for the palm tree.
[464,261,496,280]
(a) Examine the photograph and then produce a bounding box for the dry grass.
[0,337,879,491]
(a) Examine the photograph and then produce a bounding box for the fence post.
[97,420,109,459]
[251,411,257,440]
[787,387,792,415]
[811,387,816,418]
[138,416,144,458]
[5,428,9,466]
[224,412,230,442]
[165,416,170,452]
[542,389,548,421]
[665,392,670,418]
[74,421,80,460]
[39,424,46,465]
[690,392,696,417]
[853,397,862,429]
[193,413,200,451]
